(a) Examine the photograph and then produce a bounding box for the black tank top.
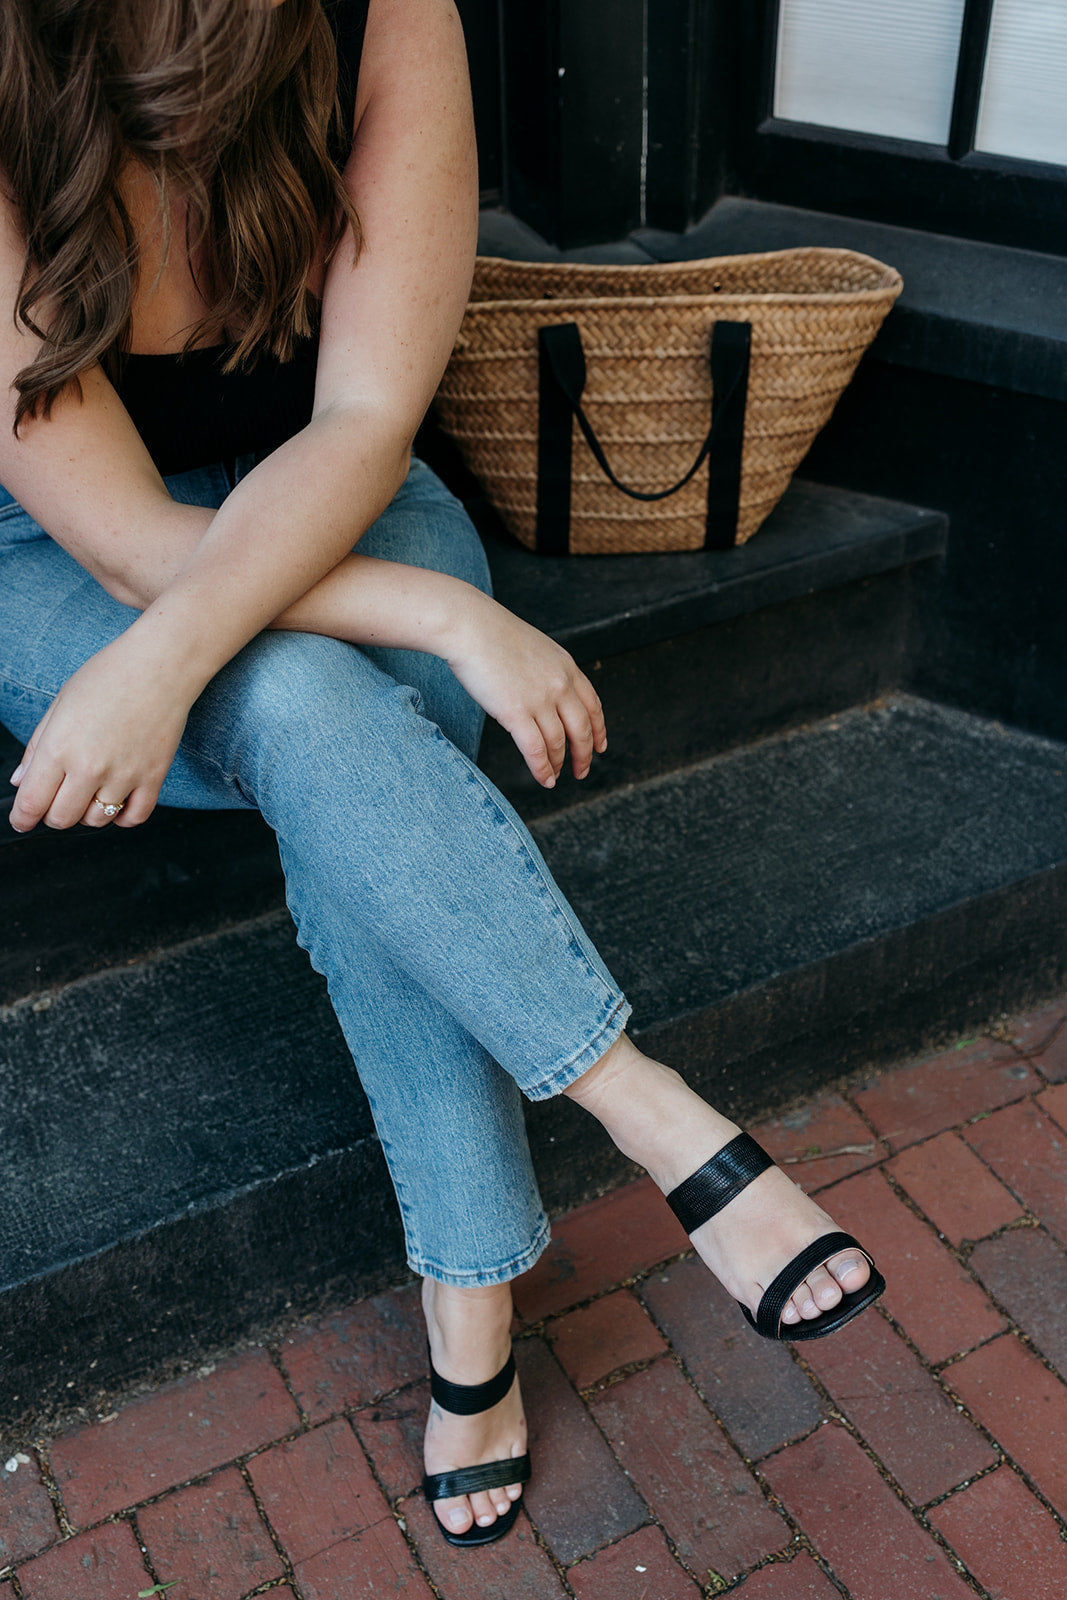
[115,0,370,476]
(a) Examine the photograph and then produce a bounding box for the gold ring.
[92,795,126,819]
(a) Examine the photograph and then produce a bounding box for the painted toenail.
[477,1514,495,1526]
[837,1257,860,1276]
[448,1511,467,1529]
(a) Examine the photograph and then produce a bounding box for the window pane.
[975,0,1067,166]
[774,0,966,145]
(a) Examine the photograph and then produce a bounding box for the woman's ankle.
[562,1036,737,1191]
[422,1278,515,1384]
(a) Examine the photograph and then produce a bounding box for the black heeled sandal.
[422,1349,531,1548]
[666,1131,886,1342]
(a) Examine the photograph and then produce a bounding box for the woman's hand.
[442,591,607,788]
[9,630,195,833]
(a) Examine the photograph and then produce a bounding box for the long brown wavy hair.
[0,0,361,428]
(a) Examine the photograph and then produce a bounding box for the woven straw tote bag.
[434,248,902,555]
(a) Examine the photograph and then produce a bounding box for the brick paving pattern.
[2,995,1067,1598]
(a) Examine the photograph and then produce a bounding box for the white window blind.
[774,0,966,146]
[975,0,1067,167]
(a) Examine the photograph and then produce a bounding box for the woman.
[0,0,883,1549]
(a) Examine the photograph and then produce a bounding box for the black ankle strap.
[429,1349,517,1416]
[666,1132,774,1235]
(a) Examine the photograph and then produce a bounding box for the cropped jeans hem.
[407,1208,552,1287]
[521,994,633,1102]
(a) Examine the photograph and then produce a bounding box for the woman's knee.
[195,628,429,785]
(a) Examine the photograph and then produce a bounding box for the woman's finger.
[508,717,555,788]
[79,786,131,829]
[539,710,569,782]
[44,771,111,831]
[8,754,66,832]
[114,785,158,828]
[10,708,52,789]
[580,677,607,754]
[556,694,595,780]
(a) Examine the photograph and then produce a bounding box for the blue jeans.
[0,455,631,1285]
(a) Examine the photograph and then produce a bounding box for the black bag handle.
[535,318,751,555]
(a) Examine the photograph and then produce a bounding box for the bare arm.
[1,0,475,632]
[5,0,604,831]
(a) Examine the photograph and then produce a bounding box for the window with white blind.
[975,0,1067,166]
[774,0,967,146]
[772,0,1067,170]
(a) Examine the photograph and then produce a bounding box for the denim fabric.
[0,456,631,1284]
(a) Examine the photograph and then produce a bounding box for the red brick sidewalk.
[4,998,1067,1599]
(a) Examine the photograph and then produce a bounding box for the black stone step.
[3,694,1064,1427]
[483,480,944,662]
[0,481,945,1006]
[476,478,945,817]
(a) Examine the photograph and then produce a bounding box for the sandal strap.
[423,1452,532,1503]
[666,1132,774,1235]
[429,1349,517,1416]
[750,1230,875,1338]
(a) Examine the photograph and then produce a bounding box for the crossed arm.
[2,0,605,834]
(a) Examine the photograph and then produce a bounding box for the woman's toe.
[783,1265,841,1321]
[828,1248,869,1292]
[470,1489,503,1527]
[438,1497,475,1535]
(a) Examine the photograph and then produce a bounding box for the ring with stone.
[92,794,126,819]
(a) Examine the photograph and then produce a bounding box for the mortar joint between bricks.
[578,1349,672,1401]
[875,1166,1031,1305]
[918,1453,1007,1516]
[29,1440,74,1540]
[914,1509,1005,1600]
[526,1254,693,1333]
[744,1405,827,1472]
[265,1340,311,1432]
[932,1360,1067,1540]
[237,1458,304,1595]
[955,1213,1041,1267]
[716,1545,825,1599]
[67,1434,311,1531]
[977,1461,1067,1539]
[760,1405,929,1524]
[932,1322,1017,1379]
[666,1347,753,1458]
[238,1577,301,1600]
[390,1495,446,1600]
[525,1514,581,1597]
[329,1411,456,1595]
[929,1353,1067,1515]
[707,1532,803,1595]
[877,1163,975,1252]
[126,1509,165,1593]
[941,1309,1065,1392]
[840,1083,891,1147]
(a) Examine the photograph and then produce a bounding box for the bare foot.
[422,1279,528,1538]
[564,1036,871,1330]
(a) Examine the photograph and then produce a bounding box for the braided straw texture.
[434,249,902,554]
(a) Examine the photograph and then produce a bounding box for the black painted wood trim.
[735,0,1067,256]
[948,0,995,162]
